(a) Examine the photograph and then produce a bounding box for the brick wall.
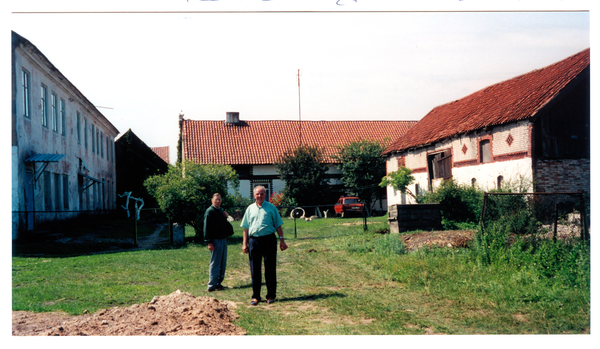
[534,158,590,195]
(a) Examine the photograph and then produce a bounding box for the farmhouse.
[382,48,590,206]
[11,31,119,239]
[180,112,416,206]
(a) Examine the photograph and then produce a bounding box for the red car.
[334,196,364,218]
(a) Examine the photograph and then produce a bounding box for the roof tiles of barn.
[151,146,170,164]
[383,48,590,155]
[182,119,417,165]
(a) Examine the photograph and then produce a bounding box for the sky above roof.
[7,1,592,164]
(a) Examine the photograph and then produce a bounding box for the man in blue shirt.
[241,186,288,305]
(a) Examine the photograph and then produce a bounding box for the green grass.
[12,216,590,334]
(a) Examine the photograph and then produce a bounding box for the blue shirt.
[240,201,284,237]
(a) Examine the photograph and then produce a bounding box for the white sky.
[6,1,592,165]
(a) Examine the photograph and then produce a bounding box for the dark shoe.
[267,299,275,304]
[250,299,259,306]
[215,285,225,291]
[207,286,223,292]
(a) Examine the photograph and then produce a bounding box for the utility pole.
[297,69,302,147]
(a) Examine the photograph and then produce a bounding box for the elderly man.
[241,186,288,305]
[203,193,231,292]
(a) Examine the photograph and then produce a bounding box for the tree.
[144,160,239,237]
[275,145,329,206]
[379,166,417,201]
[334,139,387,214]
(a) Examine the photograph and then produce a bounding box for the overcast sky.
[8,2,592,164]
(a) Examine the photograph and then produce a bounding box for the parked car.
[334,196,364,218]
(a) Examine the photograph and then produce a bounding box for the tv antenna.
[297,69,302,146]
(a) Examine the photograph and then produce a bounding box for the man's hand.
[242,243,249,254]
[208,243,215,251]
[280,239,288,251]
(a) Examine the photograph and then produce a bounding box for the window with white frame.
[51,92,58,132]
[22,69,31,118]
[41,85,48,127]
[77,112,81,144]
[60,99,66,136]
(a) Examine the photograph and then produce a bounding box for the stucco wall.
[386,121,534,206]
[12,36,119,238]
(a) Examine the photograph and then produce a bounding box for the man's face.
[254,188,266,205]
[211,195,222,208]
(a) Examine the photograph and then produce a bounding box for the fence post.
[169,217,173,244]
[133,208,138,247]
[363,205,368,231]
[580,191,589,241]
[479,192,488,235]
[553,203,558,243]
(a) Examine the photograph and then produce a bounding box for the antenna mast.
[297,69,302,146]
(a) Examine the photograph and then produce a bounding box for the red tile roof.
[383,48,590,155]
[151,146,170,164]
[183,120,417,165]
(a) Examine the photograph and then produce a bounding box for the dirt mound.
[401,230,474,251]
[12,290,246,336]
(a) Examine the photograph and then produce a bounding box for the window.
[106,138,109,161]
[96,129,100,155]
[428,150,452,180]
[22,70,31,118]
[63,175,69,209]
[54,173,61,210]
[77,112,81,144]
[84,119,88,149]
[471,178,477,187]
[480,140,491,163]
[41,85,48,127]
[91,125,95,152]
[60,99,66,135]
[100,132,104,158]
[51,93,58,132]
[43,171,52,211]
[497,175,504,190]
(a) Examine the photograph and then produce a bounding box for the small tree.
[275,145,329,206]
[144,160,239,237]
[379,166,417,201]
[334,139,387,214]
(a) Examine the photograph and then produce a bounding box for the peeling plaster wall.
[12,34,119,238]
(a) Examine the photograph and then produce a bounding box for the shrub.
[419,179,483,227]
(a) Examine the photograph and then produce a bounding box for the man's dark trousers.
[248,233,277,301]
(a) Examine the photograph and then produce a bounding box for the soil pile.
[12,290,246,336]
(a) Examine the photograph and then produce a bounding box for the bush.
[419,179,483,227]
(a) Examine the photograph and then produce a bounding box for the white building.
[12,31,119,239]
[383,48,590,206]
[179,112,416,209]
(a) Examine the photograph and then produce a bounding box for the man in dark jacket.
[203,193,231,292]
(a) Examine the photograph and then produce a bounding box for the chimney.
[225,112,240,124]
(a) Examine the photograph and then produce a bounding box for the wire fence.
[480,191,589,242]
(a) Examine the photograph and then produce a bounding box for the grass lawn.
[12,215,590,335]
